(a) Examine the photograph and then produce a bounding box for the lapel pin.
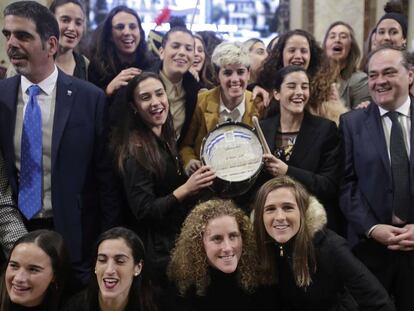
[67,90,72,96]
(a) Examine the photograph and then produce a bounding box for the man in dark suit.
[340,45,414,311]
[0,1,119,282]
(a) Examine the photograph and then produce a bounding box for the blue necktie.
[18,85,42,220]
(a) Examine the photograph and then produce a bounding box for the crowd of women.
[0,0,411,309]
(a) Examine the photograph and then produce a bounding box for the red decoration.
[155,7,171,26]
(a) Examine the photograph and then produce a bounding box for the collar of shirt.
[219,95,246,122]
[378,96,411,118]
[20,65,58,96]
[159,70,183,95]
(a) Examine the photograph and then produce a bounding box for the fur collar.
[305,196,327,237]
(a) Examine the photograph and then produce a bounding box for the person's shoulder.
[349,71,368,84]
[305,111,337,130]
[0,74,20,88]
[314,228,348,252]
[340,103,377,124]
[259,113,279,127]
[59,70,105,96]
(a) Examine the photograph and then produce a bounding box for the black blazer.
[259,111,342,231]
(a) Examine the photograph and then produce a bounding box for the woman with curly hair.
[88,6,152,97]
[253,176,394,310]
[323,21,371,109]
[257,29,346,124]
[167,199,259,311]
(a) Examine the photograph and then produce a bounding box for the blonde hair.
[211,41,250,69]
[168,199,259,296]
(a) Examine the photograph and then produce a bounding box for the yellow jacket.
[179,86,260,168]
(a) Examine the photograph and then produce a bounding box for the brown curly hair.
[168,199,259,296]
[257,29,323,91]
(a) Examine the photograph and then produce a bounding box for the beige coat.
[179,87,261,168]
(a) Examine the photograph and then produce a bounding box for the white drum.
[200,122,263,198]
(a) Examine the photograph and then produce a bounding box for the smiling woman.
[253,176,395,310]
[63,227,157,311]
[323,21,371,109]
[254,65,344,233]
[167,199,259,311]
[88,6,152,97]
[179,41,262,176]
[49,0,88,79]
[110,72,215,291]
[0,230,73,311]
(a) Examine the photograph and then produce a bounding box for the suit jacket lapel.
[51,71,75,171]
[364,103,391,178]
[262,115,279,153]
[289,112,318,163]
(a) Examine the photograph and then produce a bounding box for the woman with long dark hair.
[258,29,346,124]
[0,230,73,311]
[49,0,88,80]
[258,65,342,233]
[63,227,156,311]
[88,6,152,97]
[111,72,215,289]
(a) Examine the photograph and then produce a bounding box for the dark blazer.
[259,111,342,231]
[339,99,414,245]
[0,71,120,278]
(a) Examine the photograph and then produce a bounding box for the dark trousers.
[353,239,414,311]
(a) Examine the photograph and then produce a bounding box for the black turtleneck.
[168,268,254,311]
[10,302,48,311]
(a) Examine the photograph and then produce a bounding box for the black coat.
[266,229,394,311]
[122,137,188,288]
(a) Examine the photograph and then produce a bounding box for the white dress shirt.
[219,95,246,123]
[14,66,58,218]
